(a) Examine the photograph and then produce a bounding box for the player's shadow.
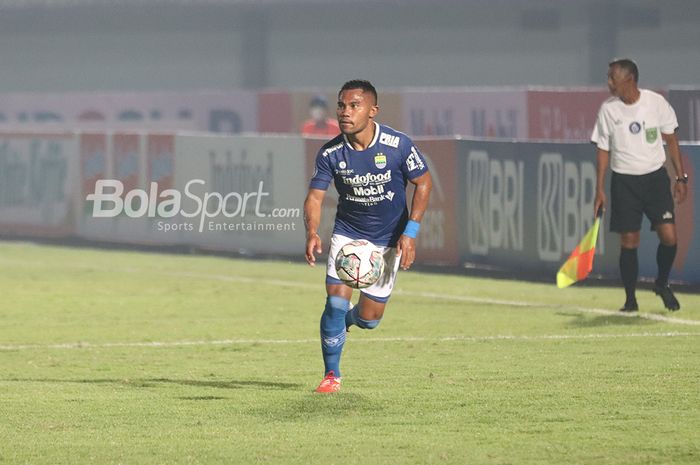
[148,378,302,390]
[2,377,301,390]
[559,311,657,328]
[250,392,380,422]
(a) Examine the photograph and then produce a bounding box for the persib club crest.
[374,153,387,169]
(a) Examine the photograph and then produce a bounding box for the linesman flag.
[556,214,602,288]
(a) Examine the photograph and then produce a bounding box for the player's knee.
[656,225,677,246]
[356,317,382,330]
[321,296,350,323]
[620,233,640,249]
[321,296,350,342]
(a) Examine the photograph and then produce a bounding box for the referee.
[592,58,689,312]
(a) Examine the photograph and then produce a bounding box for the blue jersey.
[309,122,429,247]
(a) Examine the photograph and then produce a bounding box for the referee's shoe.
[654,281,681,311]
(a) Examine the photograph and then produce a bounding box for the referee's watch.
[676,173,689,184]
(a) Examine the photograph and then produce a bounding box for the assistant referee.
[592,58,689,312]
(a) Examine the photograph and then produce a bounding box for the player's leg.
[645,169,680,310]
[316,235,353,392]
[653,223,680,310]
[655,222,678,289]
[346,293,387,330]
[610,172,644,311]
[619,231,640,311]
[346,245,399,330]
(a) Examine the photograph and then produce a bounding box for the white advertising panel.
[0,132,77,236]
[173,134,306,254]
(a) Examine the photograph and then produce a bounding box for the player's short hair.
[339,79,378,104]
[609,58,639,83]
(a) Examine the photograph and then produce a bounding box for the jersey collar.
[343,121,380,151]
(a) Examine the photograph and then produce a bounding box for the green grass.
[0,241,699,465]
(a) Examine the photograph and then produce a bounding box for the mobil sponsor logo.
[353,183,385,196]
[342,170,392,187]
[465,150,524,255]
[537,152,603,261]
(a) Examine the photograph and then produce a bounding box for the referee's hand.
[673,182,688,205]
[594,191,606,218]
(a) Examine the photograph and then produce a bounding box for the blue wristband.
[403,220,420,239]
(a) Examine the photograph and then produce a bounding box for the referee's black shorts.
[610,166,675,233]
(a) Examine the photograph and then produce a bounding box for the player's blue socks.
[320,296,350,377]
[345,304,382,330]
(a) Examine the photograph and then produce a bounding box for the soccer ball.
[335,240,385,289]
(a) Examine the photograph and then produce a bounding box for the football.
[335,239,385,289]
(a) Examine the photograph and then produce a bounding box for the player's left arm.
[662,131,688,204]
[397,171,432,270]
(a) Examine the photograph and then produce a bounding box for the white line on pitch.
[0,331,698,352]
[2,257,699,327]
[155,270,700,327]
[396,290,700,326]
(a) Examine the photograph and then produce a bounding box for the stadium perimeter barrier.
[0,131,698,284]
[2,87,699,143]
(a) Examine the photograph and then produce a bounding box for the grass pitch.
[1,241,699,465]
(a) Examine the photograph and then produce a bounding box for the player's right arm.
[594,148,609,217]
[303,188,326,266]
[592,105,610,218]
[305,141,336,266]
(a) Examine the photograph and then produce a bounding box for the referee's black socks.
[656,243,677,287]
[620,247,639,303]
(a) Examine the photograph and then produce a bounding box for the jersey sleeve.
[308,149,333,190]
[659,96,679,134]
[591,106,611,151]
[401,140,429,180]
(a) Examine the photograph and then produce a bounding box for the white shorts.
[326,233,401,303]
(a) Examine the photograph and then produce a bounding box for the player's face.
[336,89,378,136]
[607,65,632,96]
